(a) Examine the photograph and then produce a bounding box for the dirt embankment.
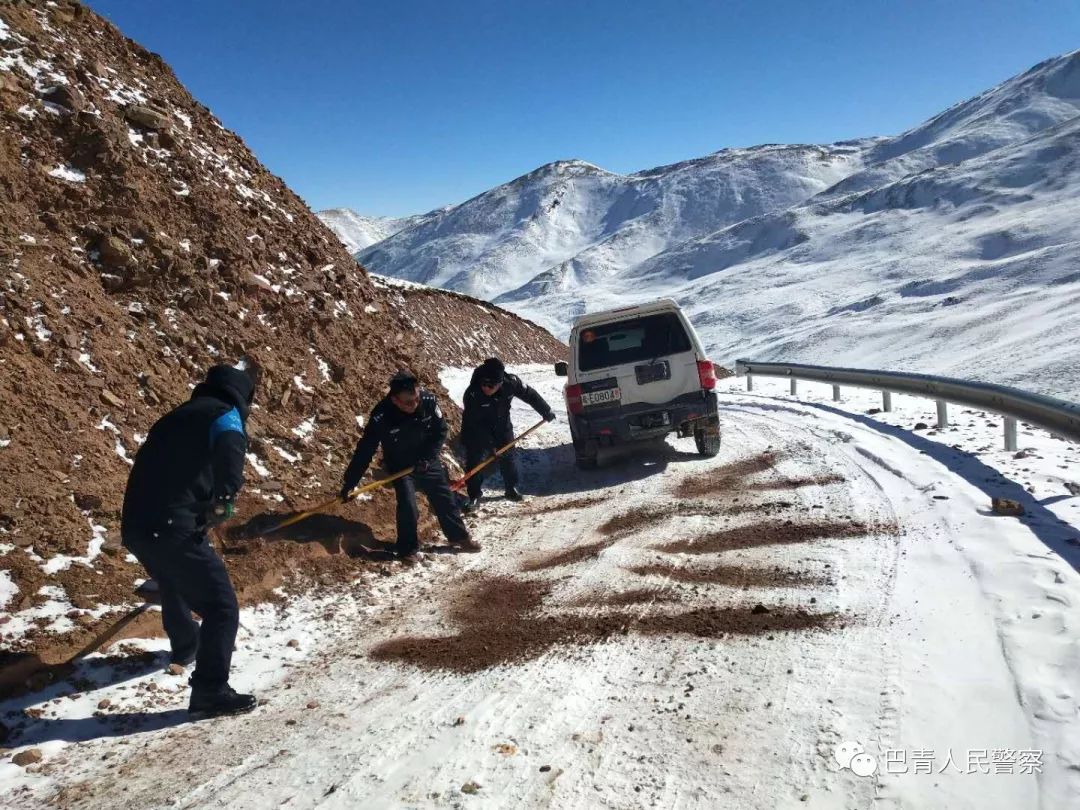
[0,1,563,691]
[371,276,566,368]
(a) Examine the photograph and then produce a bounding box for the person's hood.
[191,365,255,418]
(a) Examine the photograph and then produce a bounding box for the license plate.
[581,387,621,407]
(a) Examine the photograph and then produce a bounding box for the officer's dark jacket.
[343,390,448,490]
[122,366,252,537]
[461,370,553,444]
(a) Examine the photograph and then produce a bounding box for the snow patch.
[0,570,16,610]
[291,416,316,440]
[48,164,85,183]
[246,452,270,478]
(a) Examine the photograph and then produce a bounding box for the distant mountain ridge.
[334,49,1080,394]
[316,208,432,254]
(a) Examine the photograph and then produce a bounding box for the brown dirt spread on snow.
[750,474,847,492]
[627,561,827,588]
[586,587,684,607]
[520,536,618,571]
[0,2,563,693]
[657,519,897,555]
[520,494,610,516]
[674,451,784,498]
[370,575,839,674]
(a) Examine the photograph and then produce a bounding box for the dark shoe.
[504,488,524,502]
[461,497,482,514]
[449,535,482,553]
[188,686,257,718]
[396,549,423,565]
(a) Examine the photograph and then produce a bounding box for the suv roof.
[571,298,682,330]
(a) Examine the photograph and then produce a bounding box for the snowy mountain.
[356,50,1080,396]
[317,207,430,254]
[357,146,874,301]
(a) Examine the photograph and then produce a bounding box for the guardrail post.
[746,375,753,392]
[832,385,841,401]
[790,378,797,396]
[936,400,948,429]
[882,391,892,412]
[1004,417,1018,452]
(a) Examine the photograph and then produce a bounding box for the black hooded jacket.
[461,367,553,445]
[122,365,253,538]
[342,389,448,491]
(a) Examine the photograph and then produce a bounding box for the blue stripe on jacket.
[209,407,244,448]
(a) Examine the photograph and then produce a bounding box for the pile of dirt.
[0,1,563,688]
[371,277,565,368]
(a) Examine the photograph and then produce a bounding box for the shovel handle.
[451,418,547,493]
[264,466,415,535]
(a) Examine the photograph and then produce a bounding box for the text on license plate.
[581,387,621,407]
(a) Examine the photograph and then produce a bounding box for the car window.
[577,313,692,372]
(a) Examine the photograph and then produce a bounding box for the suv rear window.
[577,313,692,372]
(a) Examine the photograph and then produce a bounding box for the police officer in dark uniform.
[121,364,257,718]
[341,370,478,561]
[460,357,555,511]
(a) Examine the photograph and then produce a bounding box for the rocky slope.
[0,0,562,692]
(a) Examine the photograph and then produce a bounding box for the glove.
[340,483,355,503]
[207,499,234,526]
[544,412,557,423]
[414,459,430,473]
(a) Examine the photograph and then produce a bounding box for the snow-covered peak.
[820,49,1080,200]
[316,208,429,254]
[358,142,870,300]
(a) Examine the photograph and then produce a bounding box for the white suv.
[555,298,721,468]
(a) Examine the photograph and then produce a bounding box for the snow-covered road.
[3,367,1079,809]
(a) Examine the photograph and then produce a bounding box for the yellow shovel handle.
[451,418,547,492]
[265,466,415,534]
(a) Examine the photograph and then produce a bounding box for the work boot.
[461,496,481,514]
[188,685,257,719]
[449,534,482,553]
[504,487,524,502]
[397,549,423,565]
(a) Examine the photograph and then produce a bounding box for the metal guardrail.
[734,359,1080,452]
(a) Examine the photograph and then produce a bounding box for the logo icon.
[835,741,878,777]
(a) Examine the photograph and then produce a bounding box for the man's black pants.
[123,529,239,691]
[464,436,519,500]
[392,461,470,554]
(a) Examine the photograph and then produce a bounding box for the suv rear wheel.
[694,421,721,457]
[575,439,599,470]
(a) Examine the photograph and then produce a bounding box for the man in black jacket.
[460,358,555,511]
[341,370,478,561]
[121,364,256,719]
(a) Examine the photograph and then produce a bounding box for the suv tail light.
[565,383,584,415]
[697,360,717,391]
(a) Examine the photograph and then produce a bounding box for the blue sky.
[86,0,1080,217]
